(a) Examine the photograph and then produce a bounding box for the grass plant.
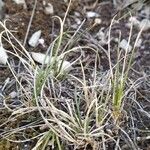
[0,1,148,150]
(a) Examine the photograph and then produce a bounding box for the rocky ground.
[0,0,150,149]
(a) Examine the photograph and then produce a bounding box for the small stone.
[135,39,142,48]
[119,39,132,52]
[126,16,140,28]
[42,0,46,6]
[44,3,54,15]
[75,18,81,25]
[57,60,72,73]
[74,12,80,17]
[139,19,150,31]
[114,38,119,42]
[38,38,45,47]
[129,16,140,26]
[64,0,68,3]
[9,91,17,99]
[86,11,99,18]
[31,52,51,64]
[0,46,8,65]
[13,0,25,4]
[96,29,107,45]
[31,52,72,74]
[28,30,41,47]
[12,0,26,8]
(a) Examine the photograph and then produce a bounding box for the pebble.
[75,18,81,25]
[44,3,54,15]
[139,19,150,31]
[86,11,99,18]
[31,52,72,73]
[96,29,107,45]
[13,0,25,4]
[31,52,51,64]
[57,60,72,73]
[127,17,150,31]
[28,30,41,47]
[119,39,132,52]
[0,46,8,65]
[74,12,80,17]
[135,38,142,48]
[12,0,26,9]
[129,16,140,26]
[126,16,140,28]
[38,38,45,47]
[9,91,17,99]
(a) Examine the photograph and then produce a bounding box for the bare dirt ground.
[0,0,150,149]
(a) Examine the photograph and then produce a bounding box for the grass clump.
[0,2,148,150]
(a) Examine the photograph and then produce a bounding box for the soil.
[0,0,150,149]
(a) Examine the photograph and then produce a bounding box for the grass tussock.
[0,1,149,150]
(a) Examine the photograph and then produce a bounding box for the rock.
[57,60,72,73]
[0,46,8,65]
[28,30,41,47]
[96,29,108,45]
[38,38,45,47]
[119,39,132,52]
[129,16,140,26]
[135,38,142,48]
[31,52,72,74]
[75,18,81,25]
[74,12,80,17]
[31,52,51,64]
[12,0,25,5]
[127,17,150,31]
[139,19,150,31]
[9,91,17,99]
[126,16,140,28]
[12,0,26,8]
[44,3,54,15]
[86,11,99,18]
